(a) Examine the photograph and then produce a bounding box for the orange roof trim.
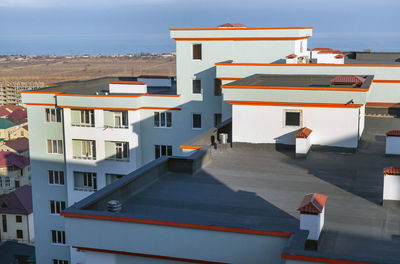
[58,106,181,111]
[318,50,342,54]
[281,253,374,264]
[169,26,314,31]
[373,80,400,83]
[56,93,180,98]
[386,130,400,137]
[383,167,400,175]
[173,36,310,41]
[215,62,400,67]
[227,101,363,108]
[180,145,203,150]
[109,81,146,85]
[221,85,369,92]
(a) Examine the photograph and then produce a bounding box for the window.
[214,113,222,127]
[193,44,202,60]
[80,140,96,159]
[21,131,24,136]
[16,229,23,239]
[154,145,172,159]
[16,215,22,223]
[47,140,63,154]
[113,111,128,128]
[80,110,95,127]
[154,112,172,128]
[49,171,65,185]
[2,215,7,232]
[0,177,2,188]
[106,174,124,185]
[4,177,10,187]
[15,180,20,188]
[74,172,97,191]
[53,260,69,264]
[285,110,301,127]
[192,113,202,129]
[45,108,62,123]
[50,200,66,215]
[115,142,129,160]
[192,79,201,94]
[51,230,65,245]
[214,78,222,96]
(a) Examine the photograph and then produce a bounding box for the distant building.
[0,152,30,194]
[0,137,29,157]
[0,185,34,244]
[0,118,17,140]
[9,125,28,140]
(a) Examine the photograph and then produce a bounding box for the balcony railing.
[71,124,95,128]
[72,156,96,160]
[73,186,97,192]
[104,125,129,129]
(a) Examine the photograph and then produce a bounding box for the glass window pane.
[52,231,56,243]
[193,114,201,129]
[214,79,222,96]
[49,171,53,184]
[285,112,301,126]
[52,140,57,153]
[56,109,61,122]
[46,109,50,122]
[154,112,159,127]
[161,145,167,156]
[155,145,160,159]
[167,146,172,156]
[50,200,55,214]
[51,109,56,122]
[161,113,166,127]
[122,111,127,126]
[60,172,64,185]
[193,44,202,59]
[58,140,63,154]
[192,80,201,94]
[54,171,59,184]
[167,112,172,127]
[47,140,52,153]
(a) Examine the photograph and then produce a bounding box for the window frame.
[45,108,62,123]
[73,172,97,192]
[192,79,202,94]
[50,200,66,215]
[16,229,23,239]
[192,113,202,130]
[46,139,63,155]
[214,113,222,127]
[48,170,65,185]
[154,112,172,128]
[115,142,129,160]
[284,110,302,127]
[154,145,173,159]
[16,215,22,223]
[192,43,202,60]
[214,78,222,96]
[51,230,66,245]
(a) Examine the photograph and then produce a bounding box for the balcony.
[103,110,128,129]
[72,140,96,160]
[105,141,129,162]
[73,171,97,192]
[71,109,95,127]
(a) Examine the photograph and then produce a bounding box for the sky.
[0,0,399,55]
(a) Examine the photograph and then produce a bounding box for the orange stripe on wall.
[281,254,374,264]
[20,91,60,94]
[173,37,310,41]
[366,102,400,108]
[60,212,291,237]
[218,78,242,81]
[180,146,203,150]
[56,93,180,98]
[215,62,400,67]
[169,27,314,31]
[221,85,369,92]
[227,101,363,108]
[24,103,56,106]
[73,246,228,264]
[58,106,181,111]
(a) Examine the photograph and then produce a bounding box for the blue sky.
[0,0,399,55]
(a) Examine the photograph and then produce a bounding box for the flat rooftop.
[68,116,400,263]
[31,76,176,96]
[225,74,373,89]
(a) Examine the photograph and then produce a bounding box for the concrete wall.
[65,216,289,264]
[232,105,360,148]
[386,136,400,155]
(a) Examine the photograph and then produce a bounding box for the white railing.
[72,156,96,160]
[73,186,97,192]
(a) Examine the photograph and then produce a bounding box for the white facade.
[299,208,324,241]
[0,213,34,244]
[109,83,147,94]
[296,135,312,156]
[383,174,400,201]
[386,136,400,155]
[232,105,361,148]
[317,53,342,64]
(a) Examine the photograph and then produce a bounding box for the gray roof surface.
[0,240,34,264]
[226,74,373,89]
[33,76,176,95]
[68,116,400,263]
[0,185,33,214]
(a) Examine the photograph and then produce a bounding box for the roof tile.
[298,193,327,214]
[295,127,312,138]
[286,54,297,59]
[318,50,342,54]
[383,166,400,175]
[0,151,29,168]
[0,185,32,214]
[387,130,400,137]
[330,75,366,85]
[218,23,246,28]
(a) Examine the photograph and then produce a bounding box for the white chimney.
[383,167,400,205]
[298,193,327,250]
[109,81,147,94]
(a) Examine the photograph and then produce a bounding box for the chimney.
[107,200,122,213]
[383,167,400,205]
[297,193,327,250]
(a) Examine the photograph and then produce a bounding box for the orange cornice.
[215,62,400,67]
[173,36,310,41]
[58,106,181,111]
[55,94,180,98]
[221,85,369,92]
[73,246,228,264]
[20,91,60,94]
[281,254,374,264]
[60,212,291,237]
[24,103,56,106]
[227,101,363,108]
[169,27,314,31]
[372,80,400,83]
[180,146,203,150]
[366,102,400,108]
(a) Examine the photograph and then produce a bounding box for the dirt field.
[0,57,176,84]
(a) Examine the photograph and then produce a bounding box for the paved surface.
[117,116,400,262]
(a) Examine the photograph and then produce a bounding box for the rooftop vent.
[286,54,297,59]
[330,75,365,86]
[107,200,122,213]
[298,193,327,250]
[335,54,344,59]
[383,167,400,205]
[218,23,246,28]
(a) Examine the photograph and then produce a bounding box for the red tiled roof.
[4,138,29,153]
[0,105,25,113]
[0,151,29,169]
[335,54,344,59]
[0,108,9,117]
[312,48,332,51]
[295,127,312,138]
[6,116,27,125]
[383,166,400,175]
[298,193,327,214]
[8,109,27,119]
[307,48,311,51]
[286,54,297,59]
[109,81,146,85]
[0,185,32,214]
[387,130,400,137]
[218,23,246,28]
[318,50,342,54]
[138,75,170,79]
[330,75,366,85]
